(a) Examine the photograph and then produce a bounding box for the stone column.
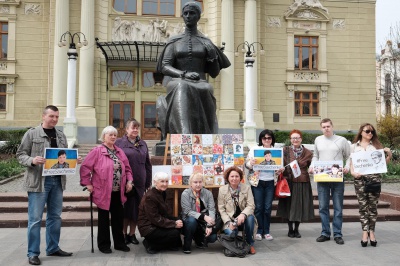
[52,0,69,107]
[76,0,97,144]
[218,0,239,129]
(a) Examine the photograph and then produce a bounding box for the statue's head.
[182,2,201,19]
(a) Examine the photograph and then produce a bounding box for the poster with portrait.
[42,148,78,176]
[312,161,344,182]
[252,148,283,171]
[152,134,244,186]
[351,149,387,175]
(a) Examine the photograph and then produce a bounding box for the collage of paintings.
[152,134,245,186]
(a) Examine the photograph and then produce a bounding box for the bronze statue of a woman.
[156,2,230,139]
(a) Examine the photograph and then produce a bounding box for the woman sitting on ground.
[218,166,257,255]
[138,172,183,254]
[181,173,218,254]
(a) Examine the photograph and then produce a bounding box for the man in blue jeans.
[17,105,81,265]
[310,118,350,245]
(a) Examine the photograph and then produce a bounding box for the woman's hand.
[175,219,183,228]
[184,71,200,81]
[205,227,212,237]
[384,147,392,162]
[276,167,285,174]
[204,215,215,226]
[228,222,237,230]
[85,184,94,193]
[77,156,83,164]
[249,158,256,167]
[125,182,133,192]
[236,213,246,226]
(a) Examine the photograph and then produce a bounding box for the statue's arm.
[160,45,183,78]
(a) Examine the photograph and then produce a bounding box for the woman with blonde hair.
[181,173,217,254]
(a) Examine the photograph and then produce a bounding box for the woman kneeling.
[181,173,218,254]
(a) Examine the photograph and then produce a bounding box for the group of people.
[17,105,392,265]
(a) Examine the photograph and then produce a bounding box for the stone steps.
[1,190,400,228]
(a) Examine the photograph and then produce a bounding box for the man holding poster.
[16,105,82,265]
[348,123,392,247]
[310,118,350,245]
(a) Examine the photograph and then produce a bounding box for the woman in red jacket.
[80,126,133,254]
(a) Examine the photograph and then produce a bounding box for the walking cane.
[83,187,94,253]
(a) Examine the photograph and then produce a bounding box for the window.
[143,0,175,15]
[385,74,391,95]
[295,92,319,116]
[113,0,137,13]
[0,84,6,110]
[111,71,134,87]
[143,71,155,87]
[294,36,318,70]
[0,22,8,59]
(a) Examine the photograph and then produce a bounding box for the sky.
[376,0,400,53]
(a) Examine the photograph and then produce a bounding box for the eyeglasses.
[290,137,301,140]
[363,130,375,134]
[262,137,272,141]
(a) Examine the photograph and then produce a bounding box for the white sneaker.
[265,234,274,240]
[255,234,262,241]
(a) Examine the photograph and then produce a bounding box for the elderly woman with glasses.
[276,129,314,238]
[348,123,392,247]
[245,129,276,241]
[138,172,183,254]
[80,126,133,254]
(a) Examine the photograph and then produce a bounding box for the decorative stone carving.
[7,83,13,92]
[112,17,200,43]
[296,10,319,19]
[294,72,320,81]
[25,3,41,15]
[267,17,281,28]
[293,21,321,29]
[0,62,7,70]
[285,0,328,16]
[332,19,345,29]
[0,6,10,13]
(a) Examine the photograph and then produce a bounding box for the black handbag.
[364,179,381,193]
[198,209,223,235]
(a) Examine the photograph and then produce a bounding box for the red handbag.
[275,173,291,198]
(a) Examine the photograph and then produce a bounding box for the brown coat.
[282,146,313,183]
[137,187,177,237]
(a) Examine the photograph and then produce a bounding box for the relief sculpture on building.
[285,0,329,16]
[112,17,198,43]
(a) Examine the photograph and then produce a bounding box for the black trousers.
[145,227,182,250]
[97,191,125,250]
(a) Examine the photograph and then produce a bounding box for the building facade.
[0,0,377,144]
[376,40,400,117]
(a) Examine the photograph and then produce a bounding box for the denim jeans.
[251,180,275,235]
[223,215,255,246]
[183,216,217,248]
[317,182,344,238]
[27,176,63,257]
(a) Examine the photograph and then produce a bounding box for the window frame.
[0,22,8,59]
[111,70,135,88]
[294,36,318,70]
[294,91,319,117]
[113,0,137,14]
[0,84,6,111]
[142,0,176,16]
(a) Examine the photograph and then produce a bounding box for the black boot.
[294,222,301,238]
[288,221,295,238]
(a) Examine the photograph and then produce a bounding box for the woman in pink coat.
[80,126,133,254]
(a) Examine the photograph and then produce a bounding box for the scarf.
[291,145,303,158]
[193,189,201,212]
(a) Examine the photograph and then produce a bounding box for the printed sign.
[312,161,344,182]
[42,148,78,176]
[252,148,283,171]
[351,149,387,175]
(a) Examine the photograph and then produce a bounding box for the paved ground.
[1,222,399,266]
